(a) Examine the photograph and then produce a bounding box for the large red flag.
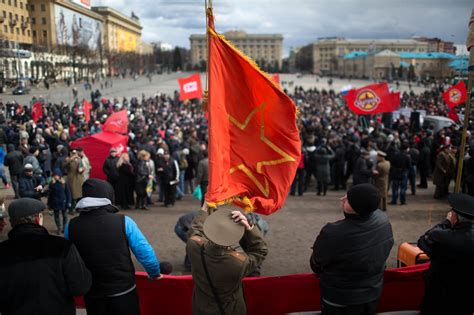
[443,81,467,108]
[178,74,203,101]
[32,101,43,123]
[344,83,398,115]
[103,109,128,134]
[83,100,92,123]
[205,9,301,215]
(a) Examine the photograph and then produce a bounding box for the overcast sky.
[94,0,472,56]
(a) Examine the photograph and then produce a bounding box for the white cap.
[182,148,190,155]
[157,148,165,155]
[24,163,33,170]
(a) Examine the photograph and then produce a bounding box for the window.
[8,0,11,5]
[41,17,46,24]
[3,25,7,33]
[32,30,36,37]
[14,0,17,6]
[31,17,35,24]
[16,27,19,34]
[2,11,5,17]
[30,4,34,11]
[10,26,13,33]
[15,14,18,20]
[21,28,24,35]
[27,29,30,36]
[41,4,45,11]
[43,30,47,37]
[21,15,23,22]
[20,2,23,9]
[9,12,12,19]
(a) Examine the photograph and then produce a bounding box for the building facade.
[1,0,153,82]
[342,51,459,80]
[0,0,33,47]
[91,6,141,53]
[300,38,430,75]
[190,30,283,70]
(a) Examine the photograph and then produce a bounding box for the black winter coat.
[390,151,411,180]
[418,220,474,314]
[48,179,70,210]
[310,210,394,305]
[18,173,45,199]
[352,157,372,185]
[102,155,119,182]
[0,224,91,315]
[4,150,24,175]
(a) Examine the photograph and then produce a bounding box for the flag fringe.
[206,195,256,212]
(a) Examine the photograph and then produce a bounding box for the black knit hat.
[347,184,380,216]
[82,179,115,203]
[8,198,46,219]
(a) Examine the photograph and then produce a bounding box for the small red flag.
[83,100,93,123]
[443,81,467,108]
[178,74,203,101]
[32,102,43,123]
[390,91,401,111]
[103,109,128,134]
[344,83,398,115]
[448,107,460,122]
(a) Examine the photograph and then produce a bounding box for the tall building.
[297,38,430,75]
[91,6,142,53]
[0,0,33,48]
[28,0,103,50]
[190,30,283,70]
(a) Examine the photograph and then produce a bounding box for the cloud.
[93,0,472,56]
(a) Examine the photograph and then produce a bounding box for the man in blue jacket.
[65,178,162,315]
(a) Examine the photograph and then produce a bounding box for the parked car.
[12,86,29,95]
[422,115,456,133]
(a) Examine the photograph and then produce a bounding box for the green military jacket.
[186,210,268,315]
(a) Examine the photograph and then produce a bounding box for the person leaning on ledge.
[0,198,91,315]
[417,193,474,315]
[310,183,394,315]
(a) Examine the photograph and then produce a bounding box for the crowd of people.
[0,76,473,314]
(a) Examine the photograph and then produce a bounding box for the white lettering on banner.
[183,81,198,93]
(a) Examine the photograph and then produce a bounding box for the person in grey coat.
[315,146,335,196]
[352,150,372,185]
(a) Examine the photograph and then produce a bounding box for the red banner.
[205,11,301,215]
[443,81,467,108]
[344,83,399,115]
[83,100,93,123]
[178,74,203,101]
[103,109,128,134]
[75,264,428,314]
[32,102,43,123]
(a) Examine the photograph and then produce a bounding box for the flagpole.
[454,9,474,192]
[205,0,209,92]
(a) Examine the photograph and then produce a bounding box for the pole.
[205,0,209,91]
[454,9,474,192]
